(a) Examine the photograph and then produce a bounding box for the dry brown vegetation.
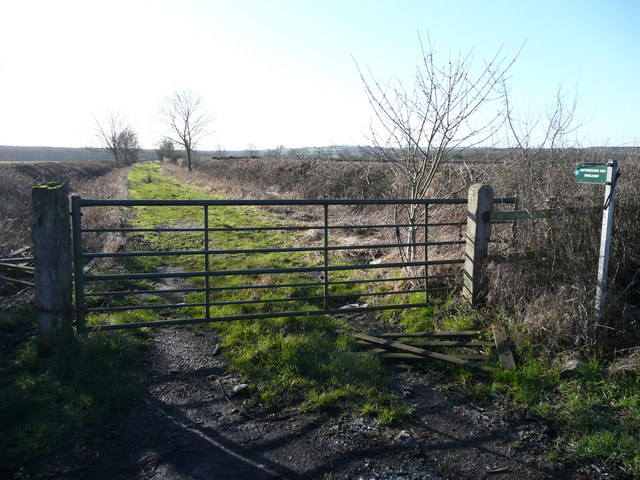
[170,158,470,287]
[1,154,638,356]
[189,152,640,356]
[190,156,393,199]
[481,154,640,355]
[0,160,129,253]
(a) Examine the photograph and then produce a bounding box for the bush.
[483,152,640,354]
[191,156,393,200]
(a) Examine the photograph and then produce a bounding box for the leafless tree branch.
[160,89,213,172]
[94,113,140,167]
[355,36,521,273]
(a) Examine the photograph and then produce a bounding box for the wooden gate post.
[32,183,74,349]
[463,184,494,306]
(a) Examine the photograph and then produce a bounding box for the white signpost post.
[574,160,619,319]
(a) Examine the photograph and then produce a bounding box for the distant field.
[0,145,157,163]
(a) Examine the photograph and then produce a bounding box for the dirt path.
[15,323,606,480]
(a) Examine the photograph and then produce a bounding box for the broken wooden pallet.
[0,246,35,289]
[355,325,516,371]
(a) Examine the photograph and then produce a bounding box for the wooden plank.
[0,256,34,263]
[407,340,494,348]
[4,246,32,258]
[491,325,516,370]
[379,331,479,339]
[366,349,424,360]
[489,209,559,223]
[0,274,35,287]
[0,262,35,273]
[355,333,497,373]
[360,339,494,349]
[364,348,493,361]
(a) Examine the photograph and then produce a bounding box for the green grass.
[404,299,640,477]
[0,328,146,471]
[119,163,407,420]
[374,290,478,334]
[483,356,640,477]
[0,295,33,334]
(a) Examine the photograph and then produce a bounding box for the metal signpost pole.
[594,160,618,320]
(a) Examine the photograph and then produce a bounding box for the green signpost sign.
[575,163,608,184]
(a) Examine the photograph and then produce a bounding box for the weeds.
[483,156,640,355]
[190,157,393,200]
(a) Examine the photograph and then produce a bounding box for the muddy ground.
[14,324,616,480]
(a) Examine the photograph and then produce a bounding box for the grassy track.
[122,163,408,417]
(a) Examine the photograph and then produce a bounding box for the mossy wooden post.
[32,183,74,349]
[463,184,494,306]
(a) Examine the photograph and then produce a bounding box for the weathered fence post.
[463,184,494,306]
[32,183,74,349]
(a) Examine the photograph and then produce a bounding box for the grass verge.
[0,297,146,471]
[493,357,639,477]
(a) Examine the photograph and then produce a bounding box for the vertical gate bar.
[424,203,429,302]
[204,205,211,319]
[323,204,329,310]
[71,196,86,333]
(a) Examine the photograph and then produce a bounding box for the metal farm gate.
[70,197,486,332]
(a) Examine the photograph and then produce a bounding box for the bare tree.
[160,89,212,172]
[118,128,140,165]
[245,143,257,157]
[95,114,140,167]
[357,36,520,274]
[501,81,581,203]
[213,144,227,158]
[155,138,177,162]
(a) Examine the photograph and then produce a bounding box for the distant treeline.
[1,144,637,164]
[0,145,153,162]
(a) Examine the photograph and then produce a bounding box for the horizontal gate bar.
[78,198,469,207]
[81,219,507,234]
[83,273,461,298]
[78,197,515,207]
[80,221,466,233]
[86,288,435,313]
[82,240,466,259]
[82,302,440,331]
[84,259,465,282]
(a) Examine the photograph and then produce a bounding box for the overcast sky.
[0,0,638,150]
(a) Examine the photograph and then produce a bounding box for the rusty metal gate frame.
[70,197,511,332]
